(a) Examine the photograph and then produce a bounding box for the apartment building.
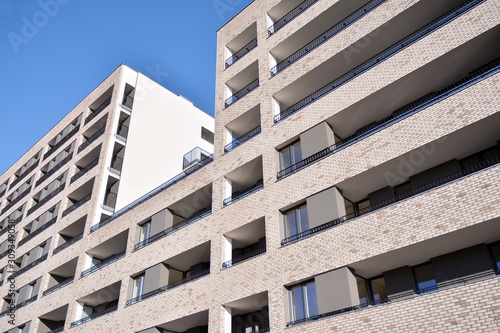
[2,0,500,332]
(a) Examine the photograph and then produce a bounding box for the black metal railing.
[36,153,73,187]
[276,57,500,179]
[273,0,485,123]
[11,253,48,278]
[15,295,38,310]
[0,215,24,238]
[281,155,500,246]
[10,160,40,189]
[43,277,74,296]
[286,270,498,327]
[268,0,318,36]
[90,154,213,233]
[80,251,126,278]
[133,208,212,251]
[225,38,258,68]
[43,125,80,160]
[223,179,263,206]
[126,268,210,306]
[18,216,57,247]
[271,0,386,76]
[225,79,259,108]
[70,300,119,327]
[224,125,261,153]
[27,183,66,216]
[70,158,99,184]
[222,246,266,268]
[78,126,106,153]
[84,97,111,125]
[1,187,31,215]
[61,194,92,217]
[52,232,83,255]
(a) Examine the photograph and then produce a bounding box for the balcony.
[224,179,263,206]
[78,126,105,153]
[10,160,40,189]
[137,310,209,333]
[225,78,259,108]
[42,277,73,297]
[37,304,68,333]
[281,153,500,246]
[223,156,263,206]
[183,147,212,171]
[52,232,83,255]
[270,0,386,76]
[27,183,65,216]
[273,0,485,123]
[223,244,266,268]
[225,125,261,153]
[43,125,80,160]
[84,96,111,125]
[226,38,257,69]
[36,152,73,187]
[71,158,99,183]
[1,187,31,215]
[18,216,57,247]
[80,251,125,277]
[81,231,128,277]
[224,292,270,333]
[268,0,318,36]
[62,193,91,217]
[276,57,500,179]
[70,298,119,328]
[223,218,266,269]
[15,295,38,311]
[11,253,48,278]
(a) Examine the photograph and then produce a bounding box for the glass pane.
[290,286,306,321]
[305,282,318,317]
[414,263,437,292]
[356,276,368,305]
[357,199,371,214]
[285,211,298,238]
[299,206,309,232]
[280,147,292,169]
[370,277,387,303]
[293,142,302,163]
[344,198,354,216]
[491,243,500,270]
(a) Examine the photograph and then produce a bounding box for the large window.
[288,280,318,322]
[413,263,437,292]
[279,141,302,170]
[283,204,309,238]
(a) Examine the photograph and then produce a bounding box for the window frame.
[287,279,318,322]
[278,140,302,171]
[282,203,309,238]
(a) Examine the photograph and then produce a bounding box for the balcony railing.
[276,57,500,179]
[61,194,91,217]
[223,179,263,206]
[42,277,74,296]
[0,215,22,237]
[225,38,258,68]
[70,300,119,327]
[84,97,111,125]
[52,232,83,255]
[1,187,31,215]
[90,154,213,233]
[43,124,80,160]
[15,295,38,310]
[133,208,212,251]
[78,126,106,153]
[11,253,48,278]
[27,183,65,216]
[224,79,259,108]
[222,245,266,268]
[10,160,40,189]
[268,0,318,36]
[281,155,500,246]
[286,270,499,327]
[18,216,57,247]
[271,0,386,76]
[183,147,211,170]
[126,268,210,306]
[224,125,261,153]
[36,152,73,187]
[70,158,99,184]
[273,0,485,123]
[80,251,126,278]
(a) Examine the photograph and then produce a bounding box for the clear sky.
[0,0,252,174]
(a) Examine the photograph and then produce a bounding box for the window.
[356,275,368,305]
[279,141,302,170]
[138,221,152,242]
[283,204,309,238]
[131,274,145,298]
[413,263,437,292]
[368,276,387,304]
[490,243,500,271]
[288,280,318,321]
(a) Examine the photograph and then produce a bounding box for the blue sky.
[0,0,252,174]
